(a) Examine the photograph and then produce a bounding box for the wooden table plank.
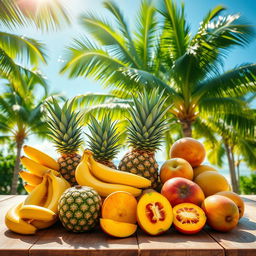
[137,228,224,256]
[0,195,45,256]
[30,223,139,256]
[205,195,256,256]
[0,195,16,202]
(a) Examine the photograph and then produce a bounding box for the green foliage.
[240,174,256,195]
[0,150,25,195]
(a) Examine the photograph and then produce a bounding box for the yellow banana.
[23,145,59,171]
[75,154,142,197]
[31,219,57,230]
[43,176,53,208]
[24,176,48,206]
[20,156,52,177]
[19,205,56,221]
[24,183,36,193]
[46,171,70,213]
[5,202,37,235]
[87,151,151,188]
[19,170,43,186]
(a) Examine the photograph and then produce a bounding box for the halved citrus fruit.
[173,203,206,234]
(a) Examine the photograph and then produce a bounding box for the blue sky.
[7,0,256,164]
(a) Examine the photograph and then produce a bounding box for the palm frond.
[205,140,225,167]
[80,12,139,67]
[0,32,47,65]
[194,64,256,99]
[238,139,256,168]
[135,0,158,68]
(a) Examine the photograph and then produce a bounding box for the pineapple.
[46,98,83,186]
[118,89,169,188]
[86,115,121,169]
[58,185,101,232]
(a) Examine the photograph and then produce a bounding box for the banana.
[20,156,52,177]
[5,202,37,235]
[46,170,70,213]
[19,170,43,186]
[24,176,48,206]
[23,145,59,171]
[31,219,57,230]
[19,205,56,221]
[87,151,151,188]
[75,154,142,197]
[24,183,36,193]
[43,176,53,208]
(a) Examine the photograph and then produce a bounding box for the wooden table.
[0,195,255,256]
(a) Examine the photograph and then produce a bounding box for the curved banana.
[24,183,36,193]
[20,156,52,177]
[43,176,53,208]
[19,170,43,186]
[19,205,56,221]
[5,202,37,235]
[24,176,48,206]
[31,219,57,230]
[87,151,151,188]
[23,145,59,171]
[46,171,70,213]
[75,154,142,197]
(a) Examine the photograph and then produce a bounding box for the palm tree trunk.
[224,142,239,193]
[181,120,192,137]
[10,140,23,194]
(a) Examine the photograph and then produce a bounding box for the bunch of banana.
[75,150,151,197]
[5,146,70,235]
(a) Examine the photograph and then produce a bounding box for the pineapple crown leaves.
[127,88,170,152]
[45,97,84,154]
[86,114,121,161]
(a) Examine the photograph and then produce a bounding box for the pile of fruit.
[4,89,245,237]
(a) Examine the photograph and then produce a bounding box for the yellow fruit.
[87,151,151,188]
[43,176,53,208]
[193,165,217,178]
[20,156,51,177]
[31,219,57,229]
[100,218,137,238]
[19,205,56,221]
[24,176,48,206]
[75,153,142,197]
[46,170,70,213]
[24,183,36,193]
[19,170,43,186]
[23,145,59,171]
[5,202,37,235]
[194,171,229,197]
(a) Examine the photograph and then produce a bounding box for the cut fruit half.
[137,190,173,235]
[173,203,206,234]
[100,218,137,238]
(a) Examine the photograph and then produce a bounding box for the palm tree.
[0,71,51,194]
[61,0,256,138]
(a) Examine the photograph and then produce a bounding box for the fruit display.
[75,150,151,197]
[46,98,83,186]
[172,203,206,234]
[161,177,205,206]
[215,191,244,219]
[202,195,239,232]
[170,138,206,167]
[87,114,121,169]
[194,171,229,197]
[58,186,101,232]
[5,168,70,235]
[193,164,217,178]
[160,158,193,183]
[118,89,169,189]
[137,189,173,235]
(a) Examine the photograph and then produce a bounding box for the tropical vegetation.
[61,0,256,192]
